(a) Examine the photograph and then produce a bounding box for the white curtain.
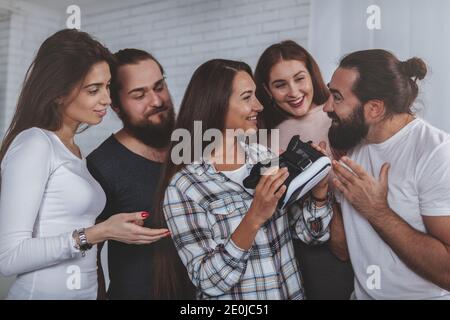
[308,0,450,133]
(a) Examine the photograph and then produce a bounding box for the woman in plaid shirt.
[152,59,338,300]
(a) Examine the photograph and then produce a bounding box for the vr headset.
[243,135,331,209]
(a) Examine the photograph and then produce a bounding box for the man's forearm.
[368,208,450,291]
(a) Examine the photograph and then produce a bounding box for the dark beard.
[327,104,368,152]
[121,105,175,149]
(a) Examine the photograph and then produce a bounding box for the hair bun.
[402,57,427,80]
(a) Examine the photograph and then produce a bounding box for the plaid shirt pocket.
[208,195,247,240]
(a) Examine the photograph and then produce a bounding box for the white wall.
[0,11,10,135]
[77,0,311,153]
[0,1,62,136]
[309,0,450,133]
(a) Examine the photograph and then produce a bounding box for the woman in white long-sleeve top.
[0,29,169,300]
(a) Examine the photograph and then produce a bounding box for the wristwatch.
[72,228,93,257]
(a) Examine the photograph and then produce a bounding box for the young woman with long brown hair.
[152,59,336,300]
[0,29,168,300]
[254,40,353,299]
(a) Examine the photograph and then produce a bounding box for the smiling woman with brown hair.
[0,29,167,300]
[152,59,335,300]
[254,40,354,300]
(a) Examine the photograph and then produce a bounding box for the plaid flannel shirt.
[163,143,333,300]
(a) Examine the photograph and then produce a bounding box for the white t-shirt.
[0,128,106,299]
[221,164,255,195]
[337,118,450,300]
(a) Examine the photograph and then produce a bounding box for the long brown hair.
[0,29,115,163]
[151,59,254,299]
[254,40,329,129]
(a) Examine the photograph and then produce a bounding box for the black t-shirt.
[87,135,162,300]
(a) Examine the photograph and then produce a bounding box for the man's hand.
[333,157,450,291]
[332,156,390,220]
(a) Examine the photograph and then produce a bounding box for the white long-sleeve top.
[0,127,106,300]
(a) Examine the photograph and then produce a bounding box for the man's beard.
[327,104,369,152]
[120,103,175,149]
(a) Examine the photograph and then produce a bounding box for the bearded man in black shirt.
[87,49,175,300]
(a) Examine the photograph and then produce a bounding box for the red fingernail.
[141,211,149,218]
